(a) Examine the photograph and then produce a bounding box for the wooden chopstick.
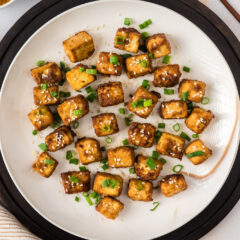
[220,0,240,23]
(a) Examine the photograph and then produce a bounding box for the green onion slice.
[129,168,135,174]
[180,131,191,141]
[141,32,149,39]
[66,150,73,160]
[143,99,152,107]
[192,134,199,138]
[41,83,48,90]
[173,123,180,132]
[105,137,112,144]
[101,164,108,170]
[148,53,153,59]
[162,55,171,64]
[32,129,37,135]
[183,66,191,72]
[150,202,160,211]
[146,157,156,170]
[139,19,152,29]
[44,159,55,165]
[119,108,125,114]
[36,60,45,67]
[122,139,129,146]
[38,143,48,152]
[69,158,78,165]
[75,196,80,202]
[158,123,165,128]
[135,180,144,191]
[86,69,97,75]
[124,17,131,26]
[70,176,79,183]
[159,158,167,164]
[152,151,159,159]
[182,91,188,101]
[102,125,111,132]
[186,151,204,158]
[141,79,150,90]
[85,86,94,93]
[79,166,87,171]
[82,193,93,206]
[139,59,149,68]
[79,67,85,72]
[164,88,174,95]
[201,97,210,105]
[51,91,58,98]
[172,164,184,173]
[102,179,111,188]
[73,121,79,129]
[116,36,125,45]
[73,109,83,116]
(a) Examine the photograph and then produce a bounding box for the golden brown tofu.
[61,171,90,194]
[33,85,60,106]
[32,152,58,178]
[75,137,102,165]
[128,122,156,148]
[45,126,75,152]
[57,94,89,126]
[128,179,153,201]
[92,113,119,137]
[160,174,187,197]
[156,132,185,160]
[28,106,54,131]
[159,100,188,119]
[135,155,163,180]
[93,172,123,197]
[114,27,141,53]
[185,139,212,165]
[62,31,95,63]
[179,79,206,103]
[66,64,96,91]
[153,64,181,87]
[31,62,62,85]
[125,54,153,78]
[185,107,214,134]
[97,52,123,76]
[128,86,159,119]
[146,33,171,58]
[96,197,124,220]
[97,81,124,107]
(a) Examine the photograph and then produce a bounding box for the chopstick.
[220,0,240,23]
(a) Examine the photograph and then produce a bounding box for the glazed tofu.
[93,172,123,197]
[185,139,212,165]
[62,31,95,63]
[185,107,214,134]
[66,64,96,91]
[146,33,171,58]
[128,179,153,201]
[125,54,153,78]
[156,132,185,159]
[135,155,163,180]
[33,85,60,106]
[159,100,188,119]
[179,79,206,103]
[160,174,187,197]
[97,52,123,76]
[153,64,181,87]
[92,113,119,137]
[57,94,89,126]
[128,86,159,119]
[61,171,90,194]
[97,81,124,107]
[114,27,141,53]
[45,126,75,152]
[96,197,124,220]
[32,152,58,178]
[75,137,102,165]
[128,122,156,148]
[28,106,54,131]
[108,146,135,168]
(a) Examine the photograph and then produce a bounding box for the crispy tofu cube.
[159,100,188,119]
[97,52,123,76]
[57,94,89,126]
[97,81,124,107]
[62,31,95,63]
[114,27,141,53]
[33,85,60,106]
[128,122,156,148]
[75,137,102,165]
[96,197,124,220]
[160,174,187,197]
[93,172,123,197]
[125,54,153,78]
[135,155,163,180]
[45,126,75,152]
[32,152,58,178]
[28,106,54,131]
[185,107,214,134]
[146,33,171,58]
[179,79,206,103]
[185,139,212,165]
[128,86,159,119]
[128,179,153,201]
[153,64,181,87]
[92,113,119,137]
[61,171,90,194]
[66,64,96,91]
[156,132,185,159]
[31,62,62,85]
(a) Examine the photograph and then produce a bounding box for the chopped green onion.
[135,180,144,191]
[82,192,89,197]
[102,125,111,132]
[109,179,118,189]
[141,32,149,39]
[180,131,191,141]
[70,176,79,183]
[87,92,97,102]
[90,192,98,199]
[143,99,152,107]
[79,67,85,72]
[162,55,171,64]
[86,69,97,75]
[60,61,71,73]
[105,137,112,144]
[76,90,82,93]
[201,97,210,105]
[73,109,83,116]
[122,139,129,146]
[172,164,184,173]
[119,108,126,114]
[101,164,108,170]
[158,123,165,129]
[72,121,79,129]
[124,17,131,26]
[148,53,153,59]
[122,53,132,59]
[152,151,159,159]
[102,179,111,188]
[192,134,199,138]
[141,79,150,90]
[110,55,120,65]
[69,158,78,165]
[146,157,156,170]
[182,91,188,101]
[44,159,55,165]
[60,91,71,98]
[100,158,108,164]
[164,88,174,95]
[79,166,87,171]
[38,143,48,152]
[139,59,149,68]
[58,78,65,86]
[139,19,152,29]
[131,101,138,108]
[173,123,180,132]
[51,91,58,98]
[41,83,48,90]
[183,66,191,72]
[85,86,94,93]
[186,151,204,158]
[129,168,135,174]
[125,114,133,126]
[36,60,45,67]
[150,202,160,211]
[82,193,93,206]
[32,129,37,135]
[100,146,106,152]
[116,36,125,45]
[155,130,162,142]
[51,122,58,129]
[75,196,80,202]
[187,101,193,110]
[159,158,167,164]
[66,150,72,160]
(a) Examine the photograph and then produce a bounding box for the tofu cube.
[96,197,124,220]
[57,94,89,126]
[185,107,214,134]
[76,137,102,165]
[97,81,124,107]
[128,179,153,201]
[160,174,187,197]
[62,31,95,63]
[28,106,54,131]
[32,152,58,178]
[156,132,185,159]
[93,172,123,197]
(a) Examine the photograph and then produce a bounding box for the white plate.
[0,1,239,239]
